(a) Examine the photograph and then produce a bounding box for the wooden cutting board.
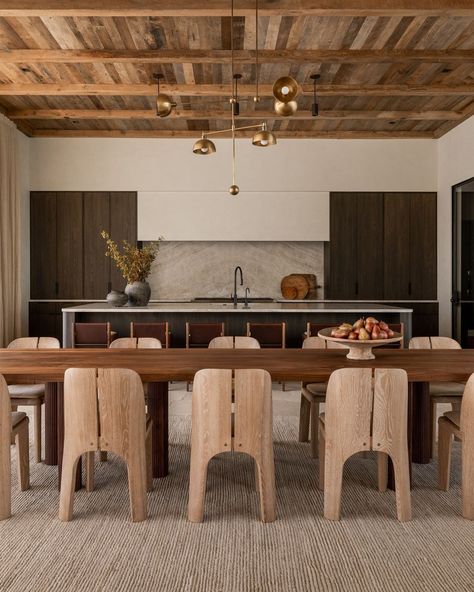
[281,274,310,299]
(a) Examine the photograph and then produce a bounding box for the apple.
[366,317,379,324]
[379,321,389,332]
[353,318,365,329]
[372,324,381,340]
[358,328,370,341]
[379,330,388,339]
[348,331,358,340]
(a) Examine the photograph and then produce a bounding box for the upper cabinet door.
[109,192,137,292]
[410,193,437,300]
[327,193,357,299]
[56,193,84,299]
[30,192,57,299]
[355,193,384,299]
[83,193,111,299]
[383,193,411,300]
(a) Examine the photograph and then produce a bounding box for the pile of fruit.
[330,317,396,341]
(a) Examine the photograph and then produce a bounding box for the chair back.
[246,323,285,348]
[409,336,461,350]
[461,375,474,518]
[302,336,347,350]
[8,337,60,349]
[209,336,260,349]
[130,322,169,348]
[72,323,112,348]
[325,368,408,462]
[110,337,162,349]
[186,323,225,348]
[0,375,11,520]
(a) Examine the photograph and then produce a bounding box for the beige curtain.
[0,114,21,347]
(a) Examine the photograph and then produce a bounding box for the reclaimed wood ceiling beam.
[1,49,473,64]
[8,109,464,121]
[0,1,473,17]
[28,129,436,139]
[1,83,473,97]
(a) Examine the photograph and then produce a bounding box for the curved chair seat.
[8,384,45,398]
[430,382,465,396]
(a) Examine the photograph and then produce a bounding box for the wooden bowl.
[318,327,403,360]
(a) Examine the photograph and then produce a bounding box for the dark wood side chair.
[72,322,115,348]
[130,322,170,348]
[186,323,225,390]
[246,322,286,389]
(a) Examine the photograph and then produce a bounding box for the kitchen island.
[62,302,412,347]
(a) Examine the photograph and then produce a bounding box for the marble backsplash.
[147,241,324,300]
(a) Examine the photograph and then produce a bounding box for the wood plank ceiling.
[0,1,473,138]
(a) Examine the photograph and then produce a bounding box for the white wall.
[30,138,437,192]
[437,116,474,335]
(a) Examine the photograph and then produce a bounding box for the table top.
[0,348,473,383]
[62,302,413,314]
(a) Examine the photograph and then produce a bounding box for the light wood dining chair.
[188,368,276,523]
[1,375,30,521]
[59,368,153,522]
[8,336,60,463]
[319,368,411,522]
[208,336,260,349]
[299,336,347,458]
[409,336,464,456]
[438,374,474,519]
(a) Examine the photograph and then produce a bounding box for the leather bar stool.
[246,322,286,389]
[186,323,225,390]
[130,322,170,348]
[72,322,116,348]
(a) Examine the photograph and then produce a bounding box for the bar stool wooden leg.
[438,417,454,491]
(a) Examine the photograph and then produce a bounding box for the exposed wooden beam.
[1,49,473,65]
[28,129,436,139]
[434,99,474,137]
[1,83,473,97]
[8,109,464,121]
[0,1,472,17]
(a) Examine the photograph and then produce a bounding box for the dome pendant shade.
[156,93,177,118]
[272,76,299,103]
[193,137,217,155]
[252,127,277,147]
[274,99,298,117]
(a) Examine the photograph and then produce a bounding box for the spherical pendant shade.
[274,100,298,117]
[193,137,217,155]
[272,76,299,103]
[156,93,177,118]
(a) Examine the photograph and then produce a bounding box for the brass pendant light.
[252,123,277,147]
[154,73,177,118]
[273,75,299,117]
[193,136,216,155]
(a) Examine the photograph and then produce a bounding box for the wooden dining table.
[1,347,473,489]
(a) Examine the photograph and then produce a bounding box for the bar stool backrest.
[186,323,225,348]
[246,323,285,348]
[73,323,112,348]
[130,322,170,348]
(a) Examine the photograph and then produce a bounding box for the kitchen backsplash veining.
[146,241,324,300]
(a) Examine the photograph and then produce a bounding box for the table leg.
[44,382,58,465]
[388,381,430,490]
[57,383,82,491]
[147,382,169,478]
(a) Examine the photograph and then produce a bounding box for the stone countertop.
[62,302,413,314]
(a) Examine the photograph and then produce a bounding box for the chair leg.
[0,432,11,520]
[310,400,320,458]
[254,458,276,523]
[15,419,30,491]
[391,455,412,522]
[126,455,147,523]
[85,451,95,492]
[146,423,153,493]
[431,400,437,458]
[438,417,454,491]
[188,456,209,523]
[323,455,344,521]
[377,452,388,493]
[462,436,474,520]
[318,420,325,491]
[59,452,82,521]
[298,394,310,443]
[34,403,42,463]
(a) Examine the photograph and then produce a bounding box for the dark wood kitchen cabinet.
[325,192,384,299]
[30,191,137,300]
[325,191,437,301]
